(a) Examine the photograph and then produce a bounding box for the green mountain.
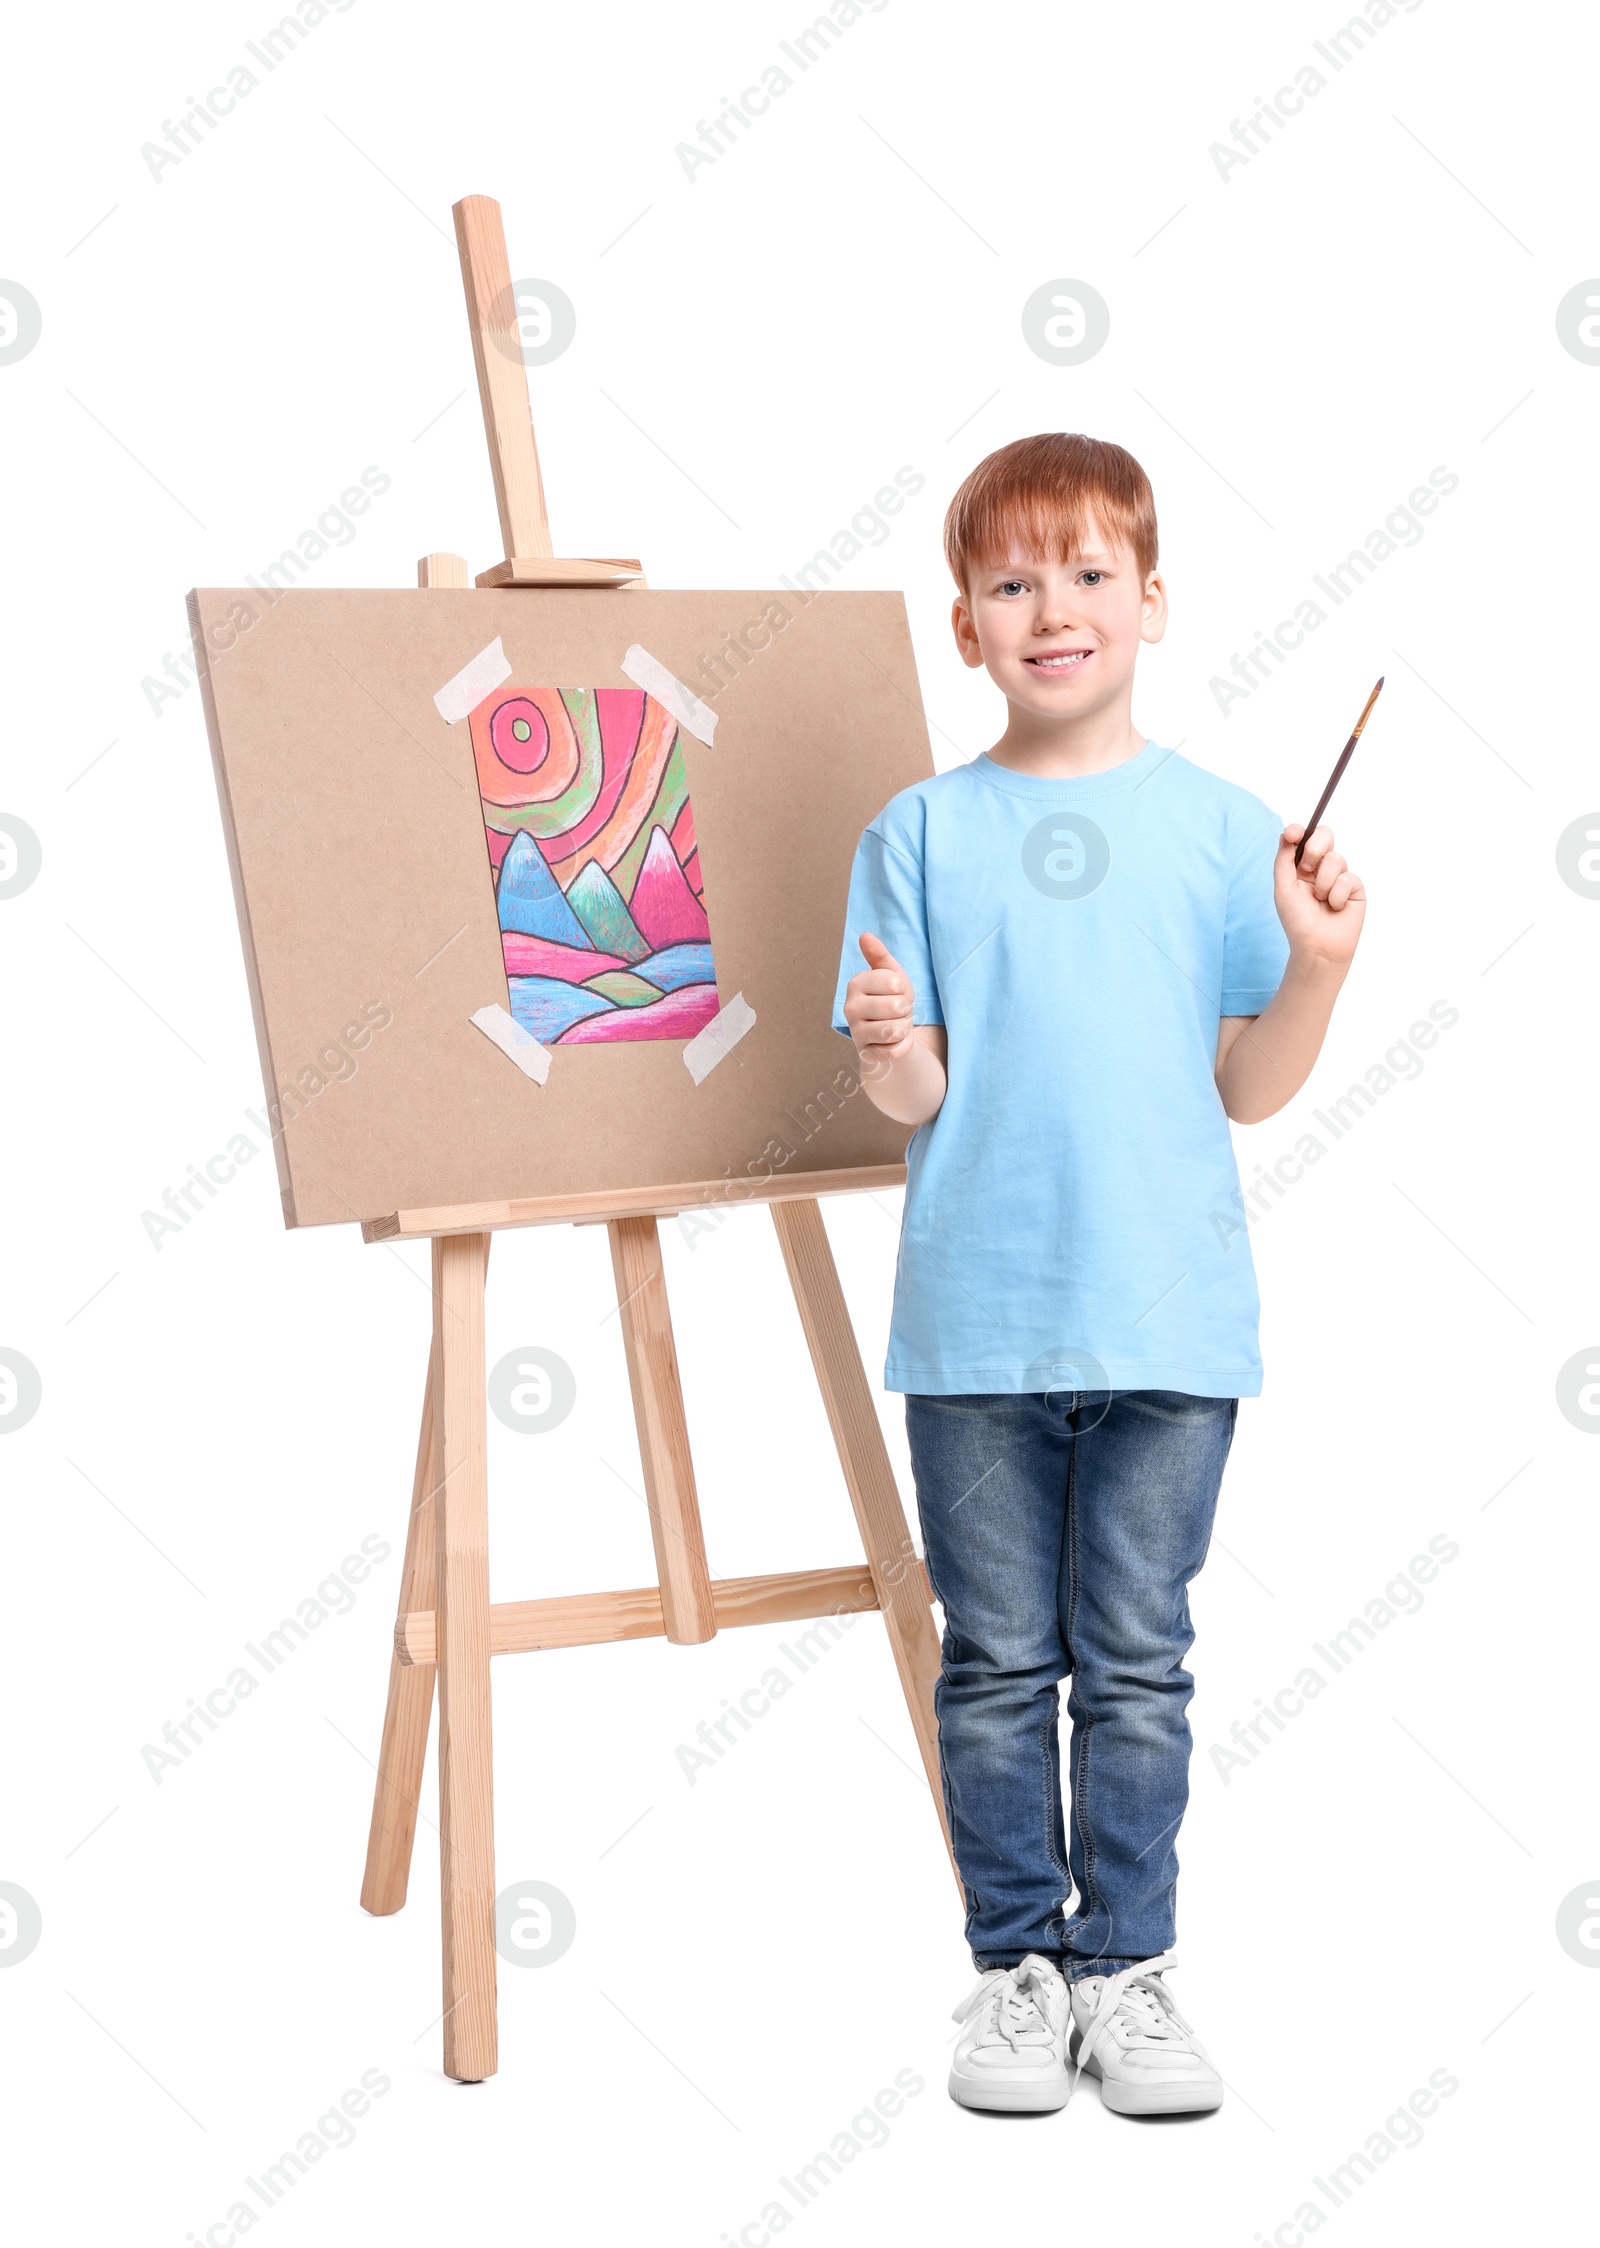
[565,860,651,965]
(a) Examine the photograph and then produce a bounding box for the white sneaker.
[948,1955,1071,2112]
[1068,1954,1223,2116]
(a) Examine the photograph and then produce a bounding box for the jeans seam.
[916,1484,981,1942]
[1064,1431,1102,1946]
[1043,1712,1071,1890]
[931,1674,979,1940]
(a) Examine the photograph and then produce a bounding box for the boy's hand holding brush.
[1275,674,1380,968]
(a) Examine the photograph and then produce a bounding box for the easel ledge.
[361,1163,907,1242]
[350,194,951,2088]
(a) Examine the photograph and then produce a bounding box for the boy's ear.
[950,593,987,669]
[1139,570,1169,646]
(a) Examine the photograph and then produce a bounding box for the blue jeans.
[905,1388,1237,1979]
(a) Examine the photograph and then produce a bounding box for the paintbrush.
[1293,676,1383,867]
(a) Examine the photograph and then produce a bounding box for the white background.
[1,1,1595,2240]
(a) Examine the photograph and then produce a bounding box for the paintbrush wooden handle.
[1293,677,1383,867]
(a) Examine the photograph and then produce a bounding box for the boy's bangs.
[962,490,1110,579]
[944,434,1157,589]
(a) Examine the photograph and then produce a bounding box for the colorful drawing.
[469,685,719,1046]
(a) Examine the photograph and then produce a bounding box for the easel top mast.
[449,194,642,593]
[454,195,552,564]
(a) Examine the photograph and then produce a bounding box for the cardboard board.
[188,585,932,1229]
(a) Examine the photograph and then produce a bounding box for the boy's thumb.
[858,931,895,969]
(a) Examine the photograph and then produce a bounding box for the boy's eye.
[992,570,1104,593]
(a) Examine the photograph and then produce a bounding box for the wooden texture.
[361,1164,908,1243]
[453,195,552,563]
[418,553,471,590]
[189,583,928,1231]
[359,1332,441,1914]
[769,1198,954,1870]
[474,556,643,589]
[607,1217,716,1644]
[432,1231,498,2081]
[396,1560,930,1664]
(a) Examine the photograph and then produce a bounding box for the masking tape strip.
[471,1003,550,1085]
[620,642,718,746]
[683,992,755,1085]
[435,637,511,725]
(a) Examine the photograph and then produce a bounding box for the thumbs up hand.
[844,932,917,1064]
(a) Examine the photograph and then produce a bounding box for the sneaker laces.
[951,1958,1061,2052]
[1073,1952,1212,2081]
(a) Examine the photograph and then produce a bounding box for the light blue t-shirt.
[831,743,1289,1398]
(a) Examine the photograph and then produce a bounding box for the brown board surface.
[189,585,931,1230]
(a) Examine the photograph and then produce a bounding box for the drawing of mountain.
[496,832,592,948]
[629,824,711,950]
[565,860,651,965]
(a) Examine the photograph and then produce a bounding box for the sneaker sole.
[1093,2072,1223,2116]
[948,2065,1072,2114]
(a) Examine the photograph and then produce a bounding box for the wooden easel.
[357,196,951,2083]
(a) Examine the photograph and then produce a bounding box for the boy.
[833,433,1364,2116]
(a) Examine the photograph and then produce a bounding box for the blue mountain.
[496,833,592,948]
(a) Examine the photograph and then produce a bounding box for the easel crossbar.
[396,1560,936,1666]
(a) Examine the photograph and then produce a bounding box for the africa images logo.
[1021,814,1111,900]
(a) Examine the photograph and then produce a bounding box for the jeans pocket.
[1123,1389,1237,1423]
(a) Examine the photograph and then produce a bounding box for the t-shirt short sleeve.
[831,812,945,1035]
[1221,796,1290,1015]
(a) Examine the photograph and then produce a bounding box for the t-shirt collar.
[970,739,1173,799]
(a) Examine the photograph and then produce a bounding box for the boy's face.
[951,514,1166,722]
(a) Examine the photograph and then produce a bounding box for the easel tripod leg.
[769,1199,958,1885]
[360,1337,441,1915]
[607,1216,716,1644]
[432,1231,498,2082]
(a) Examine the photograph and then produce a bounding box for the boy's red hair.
[943,432,1158,592]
